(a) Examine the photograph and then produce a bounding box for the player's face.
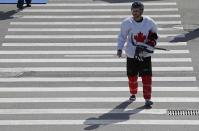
[131,8,143,19]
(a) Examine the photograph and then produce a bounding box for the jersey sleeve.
[117,20,129,50]
[149,18,158,47]
[150,19,158,34]
[149,18,158,36]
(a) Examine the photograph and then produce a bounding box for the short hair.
[131,1,144,11]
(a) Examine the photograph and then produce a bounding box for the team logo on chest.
[134,32,146,43]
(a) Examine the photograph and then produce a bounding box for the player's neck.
[134,16,143,23]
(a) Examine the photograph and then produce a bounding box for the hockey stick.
[154,47,169,51]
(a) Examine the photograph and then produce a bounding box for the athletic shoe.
[129,95,136,101]
[17,5,23,9]
[145,100,153,106]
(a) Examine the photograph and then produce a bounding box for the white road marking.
[13,15,181,18]
[34,3,177,6]
[0,120,199,125]
[0,109,168,114]
[0,58,192,62]
[5,34,181,39]
[2,42,187,47]
[0,50,189,54]
[10,21,182,25]
[0,97,198,103]
[0,77,196,82]
[0,67,193,72]
[22,8,179,12]
[0,87,197,92]
[8,27,183,31]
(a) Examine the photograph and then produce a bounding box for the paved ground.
[0,0,199,131]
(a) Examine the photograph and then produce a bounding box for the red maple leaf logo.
[134,32,146,43]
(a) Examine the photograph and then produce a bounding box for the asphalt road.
[0,0,199,131]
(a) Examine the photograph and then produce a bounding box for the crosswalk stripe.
[8,27,183,31]
[34,3,177,6]
[158,27,183,31]
[2,42,187,47]
[5,34,181,39]
[0,58,192,62]
[13,15,181,18]
[155,50,188,54]
[0,87,197,92]
[0,67,193,72]
[22,8,179,12]
[8,28,122,32]
[0,109,168,114]
[10,21,182,25]
[0,77,196,82]
[64,54,185,58]
[0,97,198,103]
[0,50,189,54]
[0,120,199,125]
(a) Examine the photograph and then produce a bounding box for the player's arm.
[117,21,129,57]
[147,20,158,47]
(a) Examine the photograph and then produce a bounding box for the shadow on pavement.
[170,28,199,42]
[0,5,30,21]
[0,10,19,21]
[84,100,150,130]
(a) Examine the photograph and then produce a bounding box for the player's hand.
[134,46,144,61]
[117,50,122,58]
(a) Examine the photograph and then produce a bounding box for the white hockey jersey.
[117,16,158,58]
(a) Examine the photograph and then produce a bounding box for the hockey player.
[117,1,158,107]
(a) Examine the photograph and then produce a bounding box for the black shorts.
[127,57,152,76]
